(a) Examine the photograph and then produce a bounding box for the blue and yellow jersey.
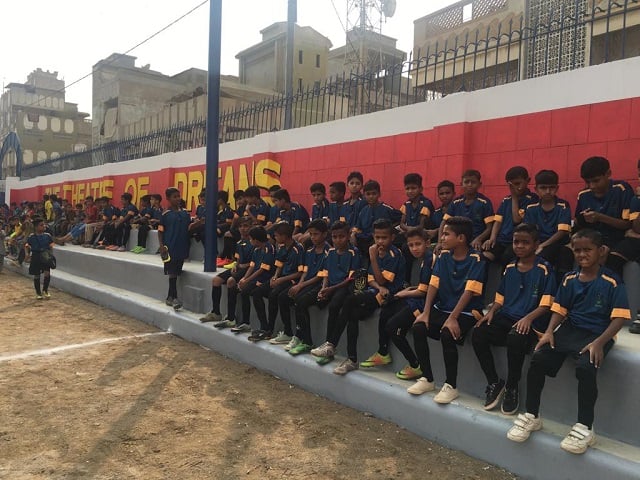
[405,250,436,316]
[629,195,640,221]
[523,198,571,242]
[576,180,633,246]
[444,193,494,239]
[120,204,139,222]
[275,241,305,276]
[495,190,538,244]
[312,200,330,220]
[276,203,309,230]
[367,244,405,303]
[400,195,435,228]
[328,201,351,225]
[27,232,53,253]
[249,242,276,283]
[244,199,271,225]
[318,246,361,286]
[353,202,402,240]
[234,238,254,264]
[301,243,330,279]
[159,208,192,260]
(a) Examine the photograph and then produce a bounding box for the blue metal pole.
[204,0,222,272]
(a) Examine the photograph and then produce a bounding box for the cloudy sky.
[3,0,458,117]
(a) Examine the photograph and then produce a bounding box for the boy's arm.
[472,221,493,250]
[368,244,387,286]
[581,318,626,368]
[442,291,476,340]
[582,210,630,231]
[483,220,501,250]
[415,283,438,325]
[536,312,564,350]
[537,230,569,252]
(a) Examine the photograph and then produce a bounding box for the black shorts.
[611,237,640,262]
[164,258,185,276]
[28,253,49,276]
[216,267,247,282]
[425,307,477,344]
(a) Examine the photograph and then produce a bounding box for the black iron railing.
[20,0,640,179]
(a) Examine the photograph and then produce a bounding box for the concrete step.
[5,259,640,480]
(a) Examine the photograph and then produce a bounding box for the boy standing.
[158,188,194,310]
[482,166,538,264]
[507,229,630,454]
[472,224,556,414]
[410,216,486,402]
[25,217,54,299]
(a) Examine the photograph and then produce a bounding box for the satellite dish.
[382,0,396,18]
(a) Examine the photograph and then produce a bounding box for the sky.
[2,0,459,118]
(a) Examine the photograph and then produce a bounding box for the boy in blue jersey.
[247,222,304,342]
[189,191,206,245]
[282,219,330,355]
[409,216,486,402]
[215,190,236,266]
[473,224,556,414]
[273,189,309,237]
[200,217,254,327]
[294,183,329,245]
[523,170,574,282]
[265,185,282,231]
[428,180,455,240]
[231,226,276,334]
[442,170,494,252]
[25,217,54,299]
[113,192,138,252]
[508,229,630,454]
[243,186,271,226]
[98,197,120,249]
[483,167,537,264]
[330,219,405,375]
[346,171,365,227]
[575,156,633,277]
[328,181,350,226]
[361,228,434,380]
[311,221,362,364]
[351,180,402,264]
[158,188,195,311]
[131,195,153,253]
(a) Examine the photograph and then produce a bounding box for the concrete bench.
[126,228,222,263]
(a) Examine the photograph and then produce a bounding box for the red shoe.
[216,257,227,267]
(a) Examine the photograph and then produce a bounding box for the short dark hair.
[514,223,539,242]
[151,194,162,202]
[273,221,294,237]
[363,180,380,193]
[43,194,50,200]
[404,173,423,187]
[405,227,429,241]
[140,195,151,204]
[329,181,346,195]
[218,190,229,203]
[330,220,350,234]
[165,187,180,199]
[237,216,253,226]
[505,166,529,182]
[310,182,326,194]
[268,185,282,194]
[572,228,603,247]
[50,194,58,201]
[347,171,363,183]
[233,190,245,200]
[85,196,94,201]
[444,216,473,244]
[372,218,393,235]
[437,180,455,191]
[249,225,268,242]
[462,169,481,181]
[272,189,291,203]
[535,169,559,185]
[307,218,328,233]
[32,217,44,227]
[121,193,133,202]
[580,156,610,180]
[244,186,261,199]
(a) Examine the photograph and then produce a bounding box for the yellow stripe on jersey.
[429,275,440,289]
[418,283,429,293]
[558,223,571,232]
[382,270,395,282]
[275,260,284,268]
[484,215,494,224]
[601,274,618,287]
[551,302,568,317]
[260,263,271,271]
[493,214,504,223]
[318,269,328,277]
[539,294,553,307]
[611,308,631,320]
[466,280,483,295]
[494,293,505,306]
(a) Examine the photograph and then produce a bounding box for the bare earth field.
[0,270,516,479]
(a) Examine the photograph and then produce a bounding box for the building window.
[316,54,320,68]
[298,50,303,64]
[298,78,303,92]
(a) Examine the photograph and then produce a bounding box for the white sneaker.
[311,341,335,358]
[407,377,435,395]
[284,336,301,351]
[433,383,459,404]
[269,331,292,345]
[560,423,595,454]
[507,413,543,442]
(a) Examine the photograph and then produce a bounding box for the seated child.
[216,190,235,266]
[97,197,120,249]
[200,216,254,326]
[272,189,309,237]
[112,192,138,251]
[483,166,538,264]
[131,195,153,253]
[311,221,362,364]
[507,229,630,455]
[242,186,270,226]
[472,223,556,415]
[409,216,486,402]
[190,191,206,243]
[360,227,434,380]
[328,219,405,376]
[294,183,329,245]
[328,181,350,226]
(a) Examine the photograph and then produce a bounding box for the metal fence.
[21,0,640,179]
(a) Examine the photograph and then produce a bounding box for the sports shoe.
[507,413,543,442]
[214,318,236,329]
[284,336,301,351]
[137,247,147,254]
[117,246,126,252]
[501,386,519,415]
[407,377,435,395]
[311,341,336,358]
[43,291,51,300]
[165,296,175,306]
[200,312,222,323]
[269,331,292,345]
[333,359,358,375]
[396,365,423,380]
[316,356,334,365]
[36,294,44,300]
[107,245,119,251]
[223,261,237,270]
[231,323,252,333]
[560,423,596,454]
[360,352,392,368]
[629,321,640,334]
[172,298,183,311]
[483,379,505,411]
[248,330,271,342]
[216,257,227,267]
[289,343,312,356]
[433,383,459,404]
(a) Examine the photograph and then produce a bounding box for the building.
[236,23,333,94]
[0,69,91,178]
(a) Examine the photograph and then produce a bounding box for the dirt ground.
[0,270,516,480]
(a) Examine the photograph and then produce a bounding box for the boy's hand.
[394,288,413,299]
[481,239,495,251]
[369,243,385,258]
[442,316,461,340]
[433,244,443,256]
[581,209,599,223]
[471,237,483,251]
[288,284,301,297]
[414,311,429,327]
[476,311,493,327]
[514,317,534,335]
[377,285,389,299]
[270,277,280,287]
[535,331,554,351]
[238,278,248,290]
[580,340,606,368]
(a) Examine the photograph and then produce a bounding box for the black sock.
[211,286,222,314]
[169,277,178,298]
[34,276,41,295]
[43,275,50,292]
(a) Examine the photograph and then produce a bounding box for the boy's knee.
[440,328,456,345]
[575,359,597,381]
[471,325,489,346]
[412,322,427,337]
[506,329,529,349]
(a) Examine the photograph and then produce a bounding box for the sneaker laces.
[566,424,591,441]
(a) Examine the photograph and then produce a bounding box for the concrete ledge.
[6,260,639,480]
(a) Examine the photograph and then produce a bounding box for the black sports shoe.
[629,321,640,334]
[248,330,271,342]
[483,379,505,411]
[501,386,519,415]
[165,296,174,306]
[172,298,183,311]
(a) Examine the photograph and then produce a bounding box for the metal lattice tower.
[343,0,386,71]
